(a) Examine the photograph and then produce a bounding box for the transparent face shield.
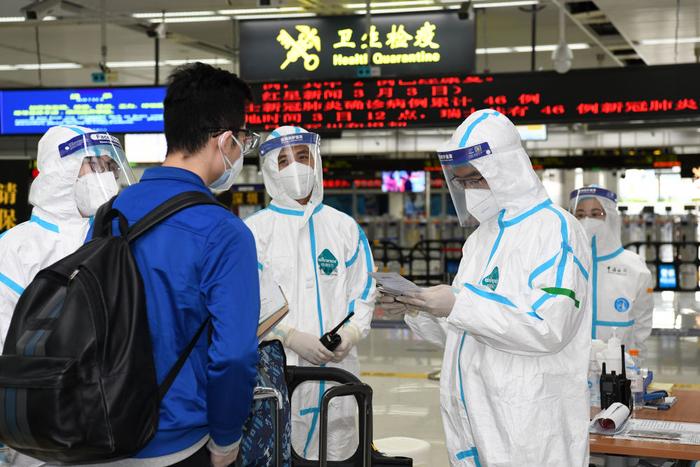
[569,187,617,221]
[437,142,492,226]
[60,132,135,216]
[259,132,321,201]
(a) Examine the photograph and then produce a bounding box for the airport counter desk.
[590,389,700,463]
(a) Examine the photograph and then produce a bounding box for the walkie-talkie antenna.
[621,344,626,379]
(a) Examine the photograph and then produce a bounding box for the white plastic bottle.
[588,356,602,409]
[631,368,644,413]
[599,331,623,375]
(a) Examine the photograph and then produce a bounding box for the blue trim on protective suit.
[359,228,373,301]
[456,447,482,466]
[345,226,362,268]
[591,241,625,339]
[532,292,555,311]
[528,251,559,289]
[268,203,324,217]
[299,407,319,416]
[572,254,589,281]
[458,111,500,147]
[30,214,59,233]
[484,211,505,269]
[0,272,24,296]
[268,204,304,217]
[597,246,624,262]
[464,283,516,308]
[457,332,468,414]
[591,238,599,339]
[500,199,552,227]
[302,206,327,458]
[544,206,569,287]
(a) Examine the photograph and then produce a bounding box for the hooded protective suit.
[0,126,104,350]
[570,186,654,353]
[245,126,376,461]
[405,110,592,466]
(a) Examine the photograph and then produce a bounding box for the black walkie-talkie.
[600,344,632,411]
[320,312,355,351]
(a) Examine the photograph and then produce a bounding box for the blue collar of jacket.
[141,166,208,189]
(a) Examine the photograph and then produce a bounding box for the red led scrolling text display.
[246,73,700,130]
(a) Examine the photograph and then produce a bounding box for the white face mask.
[209,135,244,192]
[279,161,315,200]
[579,217,606,239]
[74,171,119,217]
[465,188,500,223]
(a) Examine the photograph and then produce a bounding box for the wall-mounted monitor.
[381,170,425,193]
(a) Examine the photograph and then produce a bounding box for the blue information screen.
[0,87,166,134]
[658,264,677,289]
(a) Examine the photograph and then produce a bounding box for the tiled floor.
[358,323,700,466]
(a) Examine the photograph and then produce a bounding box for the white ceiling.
[0,0,695,87]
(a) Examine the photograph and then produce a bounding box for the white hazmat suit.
[570,186,654,353]
[404,110,592,466]
[1,126,96,348]
[0,125,131,467]
[245,126,376,461]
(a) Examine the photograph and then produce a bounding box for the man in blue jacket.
[94,63,261,467]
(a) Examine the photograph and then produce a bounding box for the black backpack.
[0,191,223,464]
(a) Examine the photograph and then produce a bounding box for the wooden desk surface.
[590,390,700,460]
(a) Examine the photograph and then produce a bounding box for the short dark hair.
[163,62,252,155]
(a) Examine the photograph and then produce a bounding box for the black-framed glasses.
[206,127,261,154]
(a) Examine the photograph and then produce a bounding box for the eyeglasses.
[207,128,261,155]
[574,209,606,220]
[450,174,488,189]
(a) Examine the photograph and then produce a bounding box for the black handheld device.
[320,312,355,351]
[600,344,632,411]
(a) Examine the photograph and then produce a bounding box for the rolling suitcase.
[287,366,412,467]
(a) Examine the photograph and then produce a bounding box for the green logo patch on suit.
[481,267,499,291]
[318,249,339,275]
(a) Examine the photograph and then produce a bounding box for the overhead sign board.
[0,64,699,134]
[245,64,700,129]
[239,12,476,80]
[0,87,165,134]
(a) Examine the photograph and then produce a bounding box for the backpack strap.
[92,196,129,238]
[157,317,211,402]
[127,191,226,242]
[130,191,226,400]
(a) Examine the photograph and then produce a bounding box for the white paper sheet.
[370,272,421,296]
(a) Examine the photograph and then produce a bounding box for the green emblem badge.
[481,267,499,291]
[318,249,339,275]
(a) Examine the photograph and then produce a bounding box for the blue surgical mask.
[209,134,244,192]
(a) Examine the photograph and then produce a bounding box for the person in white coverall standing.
[380,110,592,466]
[0,125,132,349]
[570,185,654,353]
[0,125,133,467]
[245,125,376,461]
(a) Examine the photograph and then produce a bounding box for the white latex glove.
[286,328,334,365]
[397,284,457,318]
[377,293,421,317]
[332,323,362,363]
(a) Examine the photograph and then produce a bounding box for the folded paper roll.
[589,402,631,436]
